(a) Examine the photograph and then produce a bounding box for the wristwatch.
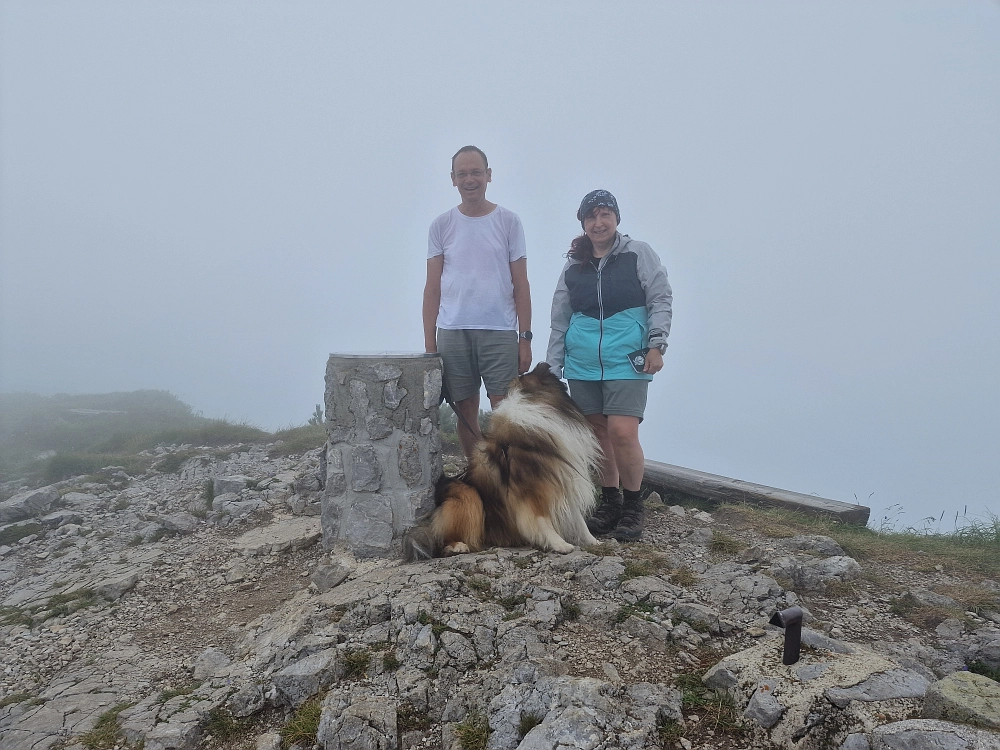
[651,342,667,354]
[518,331,533,341]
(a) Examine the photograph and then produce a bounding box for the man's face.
[583,206,618,245]
[451,152,491,202]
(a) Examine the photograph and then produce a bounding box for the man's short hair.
[451,145,488,172]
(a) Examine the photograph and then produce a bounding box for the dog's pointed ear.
[533,362,552,376]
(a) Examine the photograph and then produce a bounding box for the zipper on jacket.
[594,260,605,379]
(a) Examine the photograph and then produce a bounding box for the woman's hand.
[643,348,664,374]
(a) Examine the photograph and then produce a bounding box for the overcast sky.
[2,1,998,528]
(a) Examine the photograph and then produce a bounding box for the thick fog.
[1,2,998,527]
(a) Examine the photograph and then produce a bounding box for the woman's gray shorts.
[568,379,649,420]
[437,328,518,402]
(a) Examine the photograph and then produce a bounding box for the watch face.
[520,331,533,340]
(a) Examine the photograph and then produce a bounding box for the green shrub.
[969,662,1000,683]
[201,480,214,509]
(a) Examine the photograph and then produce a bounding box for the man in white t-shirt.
[422,145,532,458]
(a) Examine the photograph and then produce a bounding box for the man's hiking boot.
[612,490,645,542]
[586,487,623,535]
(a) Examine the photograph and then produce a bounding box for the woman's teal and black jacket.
[546,233,672,381]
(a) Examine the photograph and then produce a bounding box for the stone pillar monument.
[321,353,443,557]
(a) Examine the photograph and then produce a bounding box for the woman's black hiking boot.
[612,489,645,542]
[586,487,623,535]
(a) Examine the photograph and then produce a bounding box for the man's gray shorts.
[437,328,518,402]
[568,379,649,420]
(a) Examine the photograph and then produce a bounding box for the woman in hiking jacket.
[545,190,672,541]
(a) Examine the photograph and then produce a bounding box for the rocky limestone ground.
[1,442,999,750]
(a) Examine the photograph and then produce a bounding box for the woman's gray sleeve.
[635,242,673,349]
[546,263,574,377]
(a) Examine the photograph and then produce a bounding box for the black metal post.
[769,606,804,665]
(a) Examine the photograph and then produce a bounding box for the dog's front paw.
[549,541,575,554]
[443,542,470,556]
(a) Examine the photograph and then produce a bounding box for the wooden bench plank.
[643,460,871,525]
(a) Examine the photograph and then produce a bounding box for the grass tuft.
[657,716,684,743]
[674,673,743,736]
[201,480,214,509]
[615,602,656,624]
[0,692,32,708]
[620,560,654,580]
[382,651,401,671]
[157,681,199,703]
[561,601,581,621]
[455,711,491,750]
[518,711,544,739]
[968,662,1000,683]
[203,708,246,741]
[342,648,371,680]
[280,696,323,748]
[396,702,431,732]
[669,567,698,586]
[710,532,745,554]
[79,702,131,750]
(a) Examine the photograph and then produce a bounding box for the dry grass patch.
[280,697,323,748]
[79,703,131,750]
[669,567,698,586]
[455,711,490,750]
[673,673,744,738]
[709,531,745,554]
[933,585,1000,616]
[889,593,962,630]
[585,542,618,557]
[716,504,1000,579]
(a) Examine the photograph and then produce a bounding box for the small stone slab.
[825,669,930,708]
[273,648,340,707]
[922,671,1000,730]
[213,475,250,496]
[233,517,321,556]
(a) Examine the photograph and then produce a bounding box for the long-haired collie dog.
[403,362,602,561]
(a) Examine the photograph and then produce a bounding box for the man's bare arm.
[510,257,532,374]
[423,256,444,353]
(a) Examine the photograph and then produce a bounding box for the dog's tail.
[402,523,440,562]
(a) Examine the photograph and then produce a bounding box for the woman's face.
[583,206,618,246]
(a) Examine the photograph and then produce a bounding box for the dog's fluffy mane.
[404,362,601,560]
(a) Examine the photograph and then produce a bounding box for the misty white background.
[2,2,998,527]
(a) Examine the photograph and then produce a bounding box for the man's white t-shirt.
[427,205,527,330]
